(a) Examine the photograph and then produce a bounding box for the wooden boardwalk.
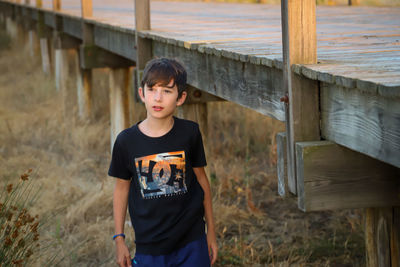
[1,1,400,265]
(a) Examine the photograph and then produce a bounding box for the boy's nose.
[154,90,162,101]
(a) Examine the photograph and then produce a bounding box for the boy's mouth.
[152,106,164,111]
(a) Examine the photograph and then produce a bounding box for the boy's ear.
[138,87,145,103]
[176,91,187,107]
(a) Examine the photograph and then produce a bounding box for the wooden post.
[134,0,152,89]
[296,141,400,211]
[35,0,42,8]
[280,0,319,195]
[76,0,93,120]
[365,207,400,267]
[109,68,131,149]
[53,0,61,11]
[28,30,39,57]
[276,132,289,197]
[81,0,92,17]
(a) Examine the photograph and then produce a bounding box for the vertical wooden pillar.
[109,68,131,149]
[134,0,152,89]
[280,0,319,195]
[365,207,400,267]
[37,9,52,75]
[28,29,39,57]
[53,0,61,11]
[276,132,289,197]
[76,0,93,120]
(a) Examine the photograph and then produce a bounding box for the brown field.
[0,28,365,266]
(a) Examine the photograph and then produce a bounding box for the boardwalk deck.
[1,0,400,169]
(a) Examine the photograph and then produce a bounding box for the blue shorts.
[132,235,210,267]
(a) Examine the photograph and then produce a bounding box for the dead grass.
[0,31,365,266]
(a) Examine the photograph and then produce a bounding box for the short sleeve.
[191,125,207,168]
[108,135,131,180]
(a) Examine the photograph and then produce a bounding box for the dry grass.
[0,30,365,266]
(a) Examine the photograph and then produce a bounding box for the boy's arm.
[193,167,218,265]
[113,177,132,267]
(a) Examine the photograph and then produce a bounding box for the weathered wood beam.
[276,132,289,197]
[281,0,319,195]
[79,45,135,69]
[109,68,132,148]
[52,0,61,11]
[365,207,400,267]
[321,82,400,169]
[185,85,224,104]
[296,141,400,212]
[134,0,152,90]
[80,0,92,18]
[153,42,285,121]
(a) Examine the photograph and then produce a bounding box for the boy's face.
[139,79,186,120]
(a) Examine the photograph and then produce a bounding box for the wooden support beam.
[53,0,61,11]
[28,30,39,57]
[36,0,42,8]
[134,0,152,91]
[296,141,400,212]
[185,85,224,104]
[79,45,134,69]
[281,0,319,195]
[109,68,131,148]
[76,20,94,120]
[276,132,289,197]
[40,38,52,74]
[365,207,400,267]
[80,0,92,18]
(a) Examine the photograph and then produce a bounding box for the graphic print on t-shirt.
[134,151,187,199]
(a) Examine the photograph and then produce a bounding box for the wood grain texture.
[109,68,131,150]
[80,0,92,18]
[276,132,289,197]
[321,82,400,168]
[365,207,400,267]
[153,42,286,121]
[93,24,136,61]
[296,141,400,211]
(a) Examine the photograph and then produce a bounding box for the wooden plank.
[276,132,289,197]
[79,44,134,69]
[134,0,152,90]
[185,85,225,104]
[153,42,286,121]
[80,0,92,18]
[281,0,319,195]
[392,207,400,267]
[321,82,400,168]
[296,141,400,212]
[365,207,400,267]
[93,24,136,61]
[109,68,131,149]
[52,0,60,11]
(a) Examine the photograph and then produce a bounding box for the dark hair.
[140,58,187,98]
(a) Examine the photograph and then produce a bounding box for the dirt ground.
[0,28,365,266]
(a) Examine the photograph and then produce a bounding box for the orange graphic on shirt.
[134,151,187,199]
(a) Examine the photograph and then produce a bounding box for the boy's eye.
[164,90,172,94]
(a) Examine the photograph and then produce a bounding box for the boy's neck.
[139,115,175,138]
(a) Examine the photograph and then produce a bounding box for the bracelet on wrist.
[112,233,125,240]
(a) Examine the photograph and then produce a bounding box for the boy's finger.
[211,246,217,264]
[125,255,132,267]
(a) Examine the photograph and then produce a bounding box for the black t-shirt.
[108,116,207,255]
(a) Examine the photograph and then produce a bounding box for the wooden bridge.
[0,0,399,265]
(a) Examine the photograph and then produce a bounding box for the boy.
[108,58,217,267]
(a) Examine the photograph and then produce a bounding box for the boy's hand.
[207,231,218,265]
[115,239,132,267]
